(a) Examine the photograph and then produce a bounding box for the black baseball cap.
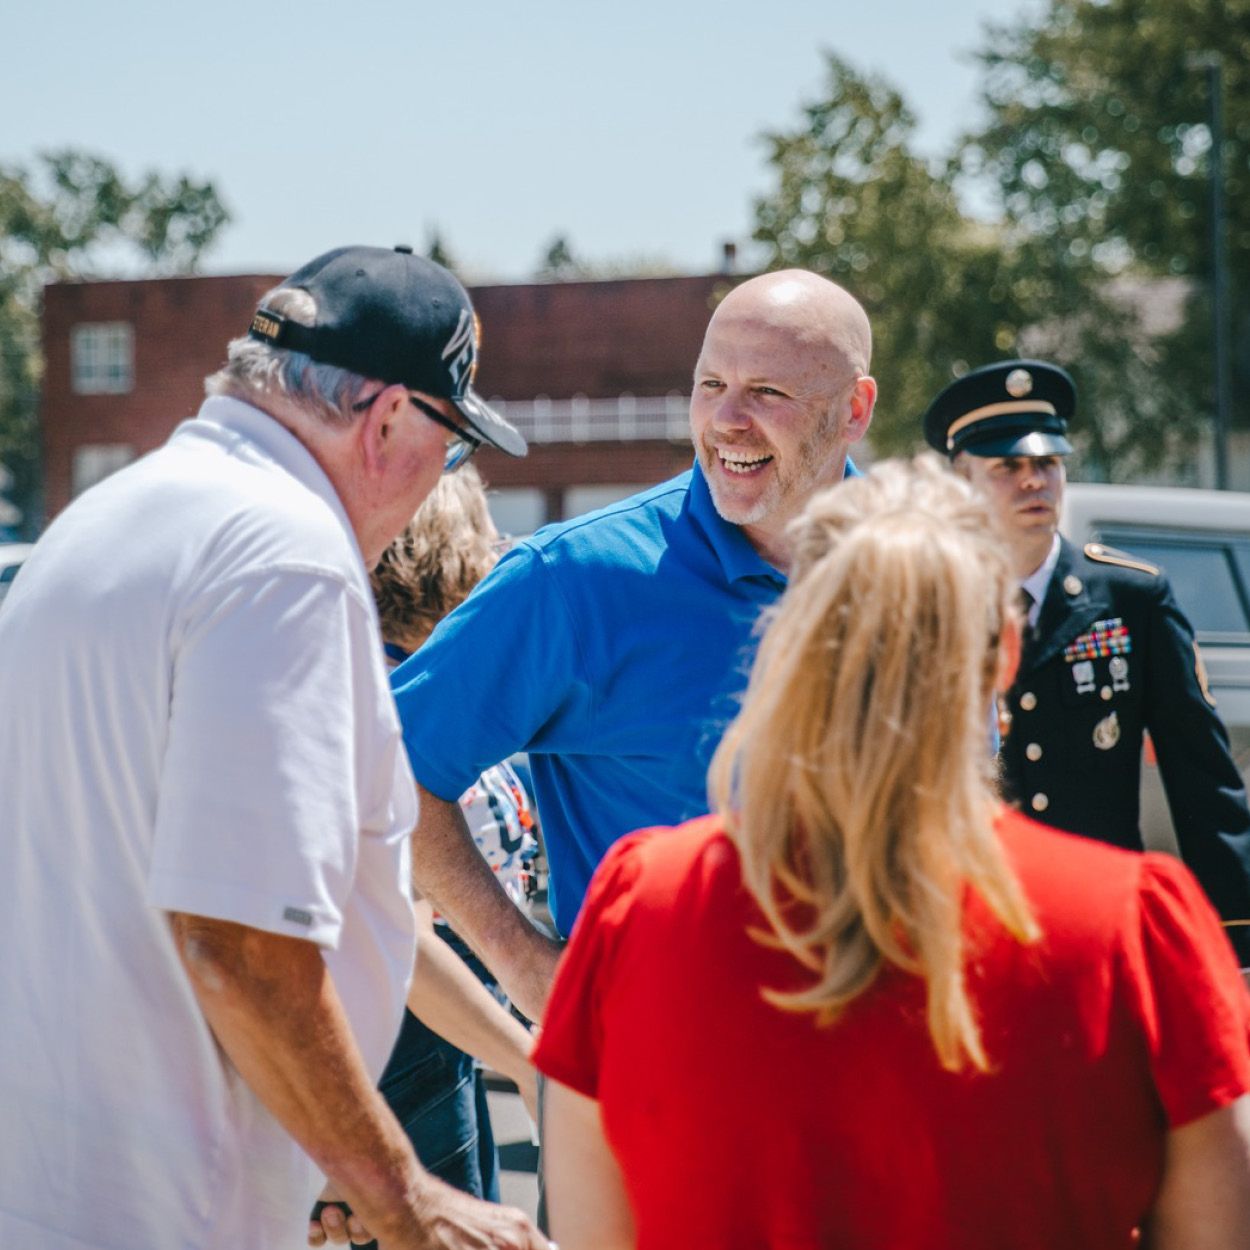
[923,359,1075,458]
[248,244,526,458]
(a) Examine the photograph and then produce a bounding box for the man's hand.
[308,1178,548,1249]
[308,1184,366,1247]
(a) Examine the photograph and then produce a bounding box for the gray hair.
[205,287,376,427]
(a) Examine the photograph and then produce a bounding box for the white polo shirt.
[0,397,417,1249]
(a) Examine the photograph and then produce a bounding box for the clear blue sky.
[5,0,1038,282]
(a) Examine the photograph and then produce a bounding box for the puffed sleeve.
[532,831,650,1098]
[1118,852,1250,1127]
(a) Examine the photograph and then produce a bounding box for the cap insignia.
[441,308,477,394]
[1006,368,1034,398]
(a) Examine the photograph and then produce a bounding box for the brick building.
[40,270,740,532]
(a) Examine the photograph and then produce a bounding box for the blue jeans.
[378,1007,500,1201]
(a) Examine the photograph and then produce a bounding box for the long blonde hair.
[708,454,1038,1071]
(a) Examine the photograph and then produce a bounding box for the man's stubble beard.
[701,403,845,528]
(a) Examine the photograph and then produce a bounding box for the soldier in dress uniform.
[923,359,1250,962]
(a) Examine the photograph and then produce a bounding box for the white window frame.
[71,322,134,395]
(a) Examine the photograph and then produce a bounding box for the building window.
[566,484,644,519]
[487,488,545,538]
[71,322,134,394]
[73,444,135,496]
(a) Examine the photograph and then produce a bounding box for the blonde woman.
[532,456,1250,1250]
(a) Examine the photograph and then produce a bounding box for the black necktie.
[1020,587,1039,643]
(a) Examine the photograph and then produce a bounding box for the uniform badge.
[1064,618,1131,663]
[1093,711,1121,750]
[1006,368,1034,397]
[1109,655,1130,692]
[1072,660,1096,694]
[1063,574,1083,596]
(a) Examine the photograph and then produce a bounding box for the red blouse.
[534,808,1250,1250]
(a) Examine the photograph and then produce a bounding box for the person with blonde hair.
[532,454,1250,1250]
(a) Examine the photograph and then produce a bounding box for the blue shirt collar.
[686,456,862,586]
[687,461,783,585]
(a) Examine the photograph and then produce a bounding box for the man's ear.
[844,375,877,444]
[356,385,408,477]
[996,611,1023,692]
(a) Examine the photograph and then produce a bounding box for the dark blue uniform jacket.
[1001,537,1250,959]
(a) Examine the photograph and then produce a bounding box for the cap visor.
[963,430,1073,458]
[454,389,528,458]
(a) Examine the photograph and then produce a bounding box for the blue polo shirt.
[392,461,853,935]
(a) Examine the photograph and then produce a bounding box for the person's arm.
[1143,582,1250,964]
[407,899,538,1120]
[171,912,545,1250]
[543,1079,635,1250]
[411,786,562,1023]
[1143,1095,1250,1249]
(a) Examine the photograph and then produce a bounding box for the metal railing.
[486,393,691,444]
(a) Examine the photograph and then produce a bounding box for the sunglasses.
[354,391,482,472]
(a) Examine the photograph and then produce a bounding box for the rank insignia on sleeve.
[1194,642,1217,707]
[1064,618,1131,663]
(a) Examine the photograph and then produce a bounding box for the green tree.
[535,234,588,282]
[965,0,1250,479]
[752,52,1024,454]
[0,150,229,531]
[426,229,457,272]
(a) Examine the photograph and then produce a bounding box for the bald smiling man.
[387,269,877,1020]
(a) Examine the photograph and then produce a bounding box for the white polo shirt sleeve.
[148,565,392,948]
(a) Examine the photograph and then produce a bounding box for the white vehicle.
[1061,483,1250,852]
[0,543,32,612]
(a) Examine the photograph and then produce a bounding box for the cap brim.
[962,430,1073,458]
[454,389,528,458]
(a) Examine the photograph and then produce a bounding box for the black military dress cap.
[247,244,526,458]
[923,359,1075,458]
